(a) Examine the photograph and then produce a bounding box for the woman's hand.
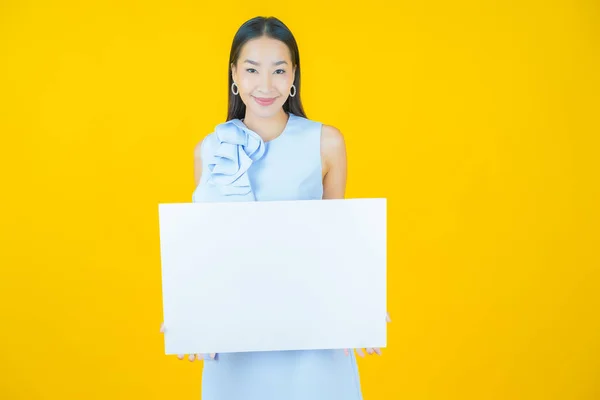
[344,312,391,357]
[160,323,216,361]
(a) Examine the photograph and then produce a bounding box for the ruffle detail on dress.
[207,120,266,197]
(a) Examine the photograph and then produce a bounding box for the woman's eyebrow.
[244,59,289,66]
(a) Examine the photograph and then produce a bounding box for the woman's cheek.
[239,75,255,93]
[276,77,291,94]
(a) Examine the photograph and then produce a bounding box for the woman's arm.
[320,125,391,357]
[321,125,347,199]
[193,139,204,188]
[157,139,215,363]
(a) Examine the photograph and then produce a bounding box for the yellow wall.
[1,1,598,399]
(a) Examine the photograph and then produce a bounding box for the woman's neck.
[242,109,289,142]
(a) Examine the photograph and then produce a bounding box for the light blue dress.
[192,112,364,400]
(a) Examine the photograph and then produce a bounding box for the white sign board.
[158,198,387,355]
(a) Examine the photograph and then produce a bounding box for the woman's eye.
[275,69,286,74]
[246,68,257,73]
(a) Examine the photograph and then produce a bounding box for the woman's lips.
[253,96,277,106]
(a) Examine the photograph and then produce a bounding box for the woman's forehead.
[239,37,292,63]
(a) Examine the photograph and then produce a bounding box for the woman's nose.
[258,74,273,93]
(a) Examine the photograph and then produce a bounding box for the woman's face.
[232,36,296,119]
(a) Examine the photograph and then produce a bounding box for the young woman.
[160,16,390,400]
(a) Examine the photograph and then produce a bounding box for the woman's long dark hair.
[227,17,307,121]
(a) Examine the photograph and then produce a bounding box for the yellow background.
[1,1,599,399]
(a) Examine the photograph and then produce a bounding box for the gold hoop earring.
[231,82,239,96]
[289,84,296,97]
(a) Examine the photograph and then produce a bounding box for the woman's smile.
[252,96,278,106]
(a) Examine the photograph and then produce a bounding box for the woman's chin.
[247,103,284,119]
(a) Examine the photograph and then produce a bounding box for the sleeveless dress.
[191,112,364,400]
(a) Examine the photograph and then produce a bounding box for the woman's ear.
[231,63,237,83]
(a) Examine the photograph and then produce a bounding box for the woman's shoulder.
[320,123,343,141]
[293,114,343,141]
[320,123,346,156]
[290,114,345,157]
